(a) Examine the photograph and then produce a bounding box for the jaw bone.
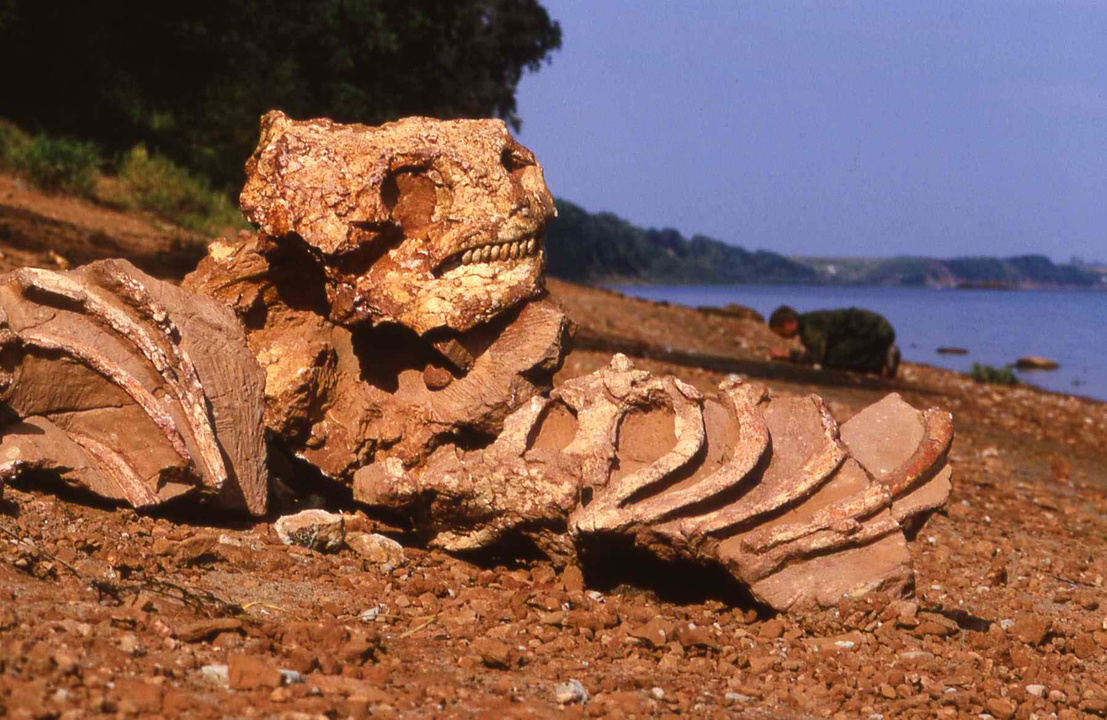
[436,235,543,275]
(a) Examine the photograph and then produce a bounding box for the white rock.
[650,687,665,700]
[1025,684,1046,698]
[278,669,305,685]
[347,532,404,566]
[118,633,144,656]
[555,679,588,705]
[201,664,229,685]
[898,650,934,662]
[273,509,345,552]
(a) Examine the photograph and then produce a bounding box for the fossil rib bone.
[0,260,268,514]
[357,355,953,611]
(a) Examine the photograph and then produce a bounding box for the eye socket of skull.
[382,169,439,238]
[500,141,537,181]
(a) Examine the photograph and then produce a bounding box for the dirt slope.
[0,173,204,279]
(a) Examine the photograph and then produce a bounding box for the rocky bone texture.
[181,111,570,478]
[239,110,555,334]
[0,111,954,612]
[0,260,267,514]
[182,232,570,479]
[357,354,954,611]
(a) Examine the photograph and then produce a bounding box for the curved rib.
[628,383,770,525]
[739,511,903,583]
[684,395,848,537]
[604,379,706,508]
[69,431,161,508]
[19,332,191,461]
[738,481,891,554]
[15,268,229,490]
[571,383,706,533]
[877,409,954,498]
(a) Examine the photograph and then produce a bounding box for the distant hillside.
[799,255,1105,289]
[543,200,1104,289]
[544,199,816,285]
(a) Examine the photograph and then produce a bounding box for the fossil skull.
[240,110,555,335]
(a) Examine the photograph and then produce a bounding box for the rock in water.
[274,509,345,552]
[1016,356,1059,370]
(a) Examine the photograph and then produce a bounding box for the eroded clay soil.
[2,180,1107,720]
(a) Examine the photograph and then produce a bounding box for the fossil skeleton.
[0,111,952,611]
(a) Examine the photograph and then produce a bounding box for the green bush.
[0,130,102,196]
[0,123,30,165]
[971,363,1019,385]
[115,145,246,234]
[1,120,246,236]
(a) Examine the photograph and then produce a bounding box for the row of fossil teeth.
[459,238,540,265]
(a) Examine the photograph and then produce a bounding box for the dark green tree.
[0,0,561,189]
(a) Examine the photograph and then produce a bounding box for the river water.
[612,285,1107,402]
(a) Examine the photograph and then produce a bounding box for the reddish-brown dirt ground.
[2,175,1107,719]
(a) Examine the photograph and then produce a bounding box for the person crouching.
[768,305,901,378]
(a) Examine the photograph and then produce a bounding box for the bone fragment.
[0,260,268,513]
[362,355,953,611]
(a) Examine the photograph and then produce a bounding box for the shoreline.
[600,281,1105,402]
[597,278,1107,292]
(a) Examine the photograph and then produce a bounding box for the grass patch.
[110,145,245,234]
[0,124,102,196]
[971,362,1019,386]
[0,119,247,236]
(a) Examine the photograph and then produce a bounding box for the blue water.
[613,285,1107,401]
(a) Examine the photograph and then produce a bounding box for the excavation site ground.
[2,173,1107,719]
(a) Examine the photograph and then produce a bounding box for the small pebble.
[200,664,229,686]
[279,669,305,685]
[347,532,405,565]
[555,679,588,705]
[273,509,345,552]
[117,633,144,656]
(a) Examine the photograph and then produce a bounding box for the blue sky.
[515,1,1107,261]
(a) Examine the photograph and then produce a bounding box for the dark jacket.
[798,308,896,374]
